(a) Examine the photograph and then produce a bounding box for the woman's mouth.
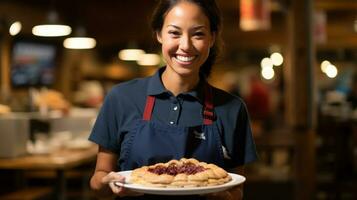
[174,55,196,64]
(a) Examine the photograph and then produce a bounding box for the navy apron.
[118,84,225,199]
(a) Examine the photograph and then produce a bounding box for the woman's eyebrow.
[192,25,207,30]
[166,24,208,32]
[167,24,181,29]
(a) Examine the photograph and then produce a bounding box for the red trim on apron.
[143,95,155,121]
[203,84,214,125]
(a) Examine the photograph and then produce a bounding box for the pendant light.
[0,18,22,36]
[239,0,271,31]
[137,53,161,66]
[9,21,22,36]
[63,26,96,49]
[32,10,72,37]
[118,41,145,61]
[119,49,145,61]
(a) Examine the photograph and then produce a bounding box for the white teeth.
[176,55,195,62]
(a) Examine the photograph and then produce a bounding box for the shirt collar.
[147,67,168,96]
[147,67,206,103]
[182,77,206,103]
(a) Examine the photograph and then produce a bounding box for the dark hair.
[151,0,222,78]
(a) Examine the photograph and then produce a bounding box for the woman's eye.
[168,31,180,36]
[194,32,205,37]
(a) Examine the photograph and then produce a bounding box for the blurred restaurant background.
[0,0,356,199]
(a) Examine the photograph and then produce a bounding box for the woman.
[89,0,257,199]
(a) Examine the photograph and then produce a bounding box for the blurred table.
[0,145,97,200]
[316,114,357,198]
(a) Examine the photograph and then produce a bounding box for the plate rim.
[116,170,246,194]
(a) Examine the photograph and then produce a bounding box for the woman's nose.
[179,35,192,51]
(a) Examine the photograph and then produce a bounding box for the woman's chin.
[174,68,199,77]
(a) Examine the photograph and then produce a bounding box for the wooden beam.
[315,0,357,11]
[285,0,316,199]
[0,34,11,102]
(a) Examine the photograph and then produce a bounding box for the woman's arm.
[90,146,142,198]
[206,166,245,200]
[90,146,121,198]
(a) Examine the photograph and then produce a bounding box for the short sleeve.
[88,91,121,153]
[228,102,258,167]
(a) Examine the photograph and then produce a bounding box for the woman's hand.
[90,147,143,198]
[101,171,125,195]
[102,171,143,197]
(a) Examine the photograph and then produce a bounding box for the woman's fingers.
[101,171,143,197]
[110,181,142,197]
[109,181,121,194]
[102,171,125,184]
[101,171,126,195]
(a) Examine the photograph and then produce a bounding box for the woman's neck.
[161,68,200,96]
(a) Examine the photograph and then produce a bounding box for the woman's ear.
[156,31,162,44]
[210,32,216,48]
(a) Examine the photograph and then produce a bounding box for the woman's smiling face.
[157,1,215,78]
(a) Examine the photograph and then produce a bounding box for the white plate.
[115,170,245,195]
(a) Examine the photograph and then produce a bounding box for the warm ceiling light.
[63,26,96,49]
[63,37,96,49]
[118,49,145,61]
[261,67,275,80]
[137,53,161,66]
[239,0,271,31]
[9,21,22,36]
[32,10,72,37]
[32,24,72,37]
[260,57,273,69]
[326,64,338,78]
[270,52,283,66]
[320,60,331,73]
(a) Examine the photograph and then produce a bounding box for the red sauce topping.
[148,162,206,175]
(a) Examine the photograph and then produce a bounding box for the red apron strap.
[203,84,215,125]
[143,95,156,121]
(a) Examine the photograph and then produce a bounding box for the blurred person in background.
[245,75,270,120]
[89,0,257,199]
[244,75,271,137]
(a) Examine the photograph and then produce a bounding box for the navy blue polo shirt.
[89,67,257,168]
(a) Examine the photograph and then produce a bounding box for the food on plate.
[130,158,231,187]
